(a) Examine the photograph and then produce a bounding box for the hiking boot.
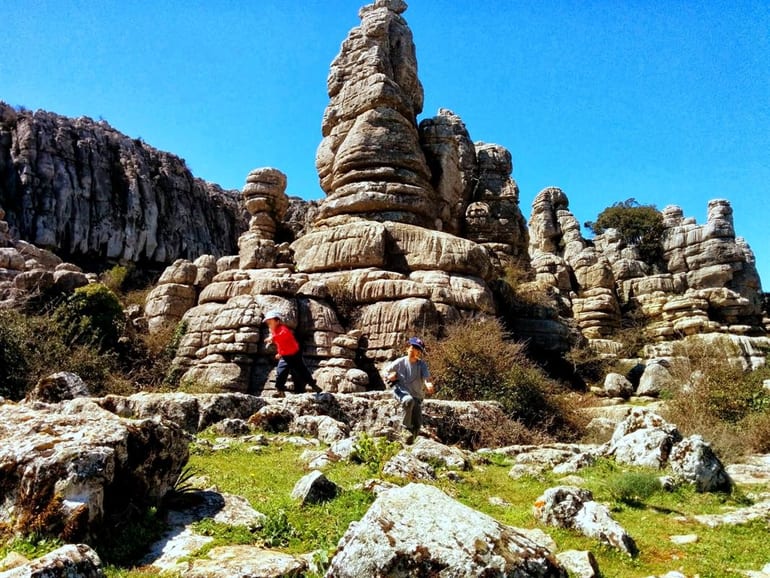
[400,430,416,445]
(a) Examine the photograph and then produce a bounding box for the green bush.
[259,509,296,548]
[353,433,401,474]
[606,471,662,508]
[428,319,585,440]
[52,283,125,351]
[584,198,666,271]
[0,310,32,399]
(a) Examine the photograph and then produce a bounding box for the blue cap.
[408,337,425,351]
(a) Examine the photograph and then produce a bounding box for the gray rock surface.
[0,398,189,542]
[534,486,637,556]
[327,482,567,577]
[0,102,245,265]
[0,544,104,578]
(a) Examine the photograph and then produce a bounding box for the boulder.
[533,486,637,556]
[0,544,104,578]
[669,435,732,493]
[0,398,189,542]
[327,483,566,577]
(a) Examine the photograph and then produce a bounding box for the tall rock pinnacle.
[314,0,437,228]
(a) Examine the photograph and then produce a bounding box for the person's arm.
[384,359,400,385]
[422,361,434,395]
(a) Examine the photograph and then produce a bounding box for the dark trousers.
[275,353,317,393]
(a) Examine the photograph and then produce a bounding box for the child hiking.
[263,310,322,397]
[385,336,435,444]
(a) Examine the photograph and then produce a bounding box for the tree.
[584,198,666,271]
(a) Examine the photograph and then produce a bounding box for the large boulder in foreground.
[327,482,566,577]
[0,398,189,543]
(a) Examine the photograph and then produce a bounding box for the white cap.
[263,310,282,322]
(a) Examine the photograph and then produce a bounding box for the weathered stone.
[534,486,637,556]
[0,398,189,542]
[604,408,682,468]
[290,470,339,505]
[328,483,566,577]
[382,450,436,480]
[0,544,104,578]
[669,435,732,493]
[27,371,89,403]
[0,103,245,265]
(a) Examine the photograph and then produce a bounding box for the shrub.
[664,338,770,458]
[353,433,401,474]
[428,319,585,441]
[100,264,130,294]
[584,198,666,271]
[259,509,296,548]
[52,283,125,351]
[606,470,662,508]
[0,310,32,399]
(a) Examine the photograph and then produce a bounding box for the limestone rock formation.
[0,397,189,542]
[0,209,91,307]
[418,108,476,235]
[527,188,767,360]
[327,483,567,576]
[0,102,246,265]
[315,0,437,228]
[463,142,529,265]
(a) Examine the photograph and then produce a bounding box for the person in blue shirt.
[384,336,435,444]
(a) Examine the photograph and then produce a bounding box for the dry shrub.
[663,337,770,459]
[427,318,585,442]
[121,321,188,390]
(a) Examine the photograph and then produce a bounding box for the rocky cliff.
[0,102,247,267]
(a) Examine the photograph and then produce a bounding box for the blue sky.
[2,1,768,288]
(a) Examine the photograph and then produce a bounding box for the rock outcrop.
[315,0,436,229]
[527,188,767,363]
[0,208,91,307]
[0,397,189,542]
[141,1,536,393]
[327,483,567,577]
[0,102,246,266]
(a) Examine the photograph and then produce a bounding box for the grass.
[3,426,770,578]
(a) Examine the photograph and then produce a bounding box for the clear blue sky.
[2,1,768,289]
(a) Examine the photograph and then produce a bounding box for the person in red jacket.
[263,309,322,397]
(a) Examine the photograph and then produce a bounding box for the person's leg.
[401,395,415,431]
[412,398,423,436]
[286,353,321,393]
[284,354,307,393]
[274,358,290,395]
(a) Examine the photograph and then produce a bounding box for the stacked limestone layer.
[144,162,502,395]
[461,142,530,268]
[238,168,290,270]
[0,207,91,307]
[529,187,621,341]
[315,0,436,228]
[527,189,767,364]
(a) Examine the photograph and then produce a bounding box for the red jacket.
[270,323,300,356]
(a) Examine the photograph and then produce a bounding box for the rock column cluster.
[527,190,768,365]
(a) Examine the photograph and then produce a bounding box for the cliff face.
[0,103,246,266]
